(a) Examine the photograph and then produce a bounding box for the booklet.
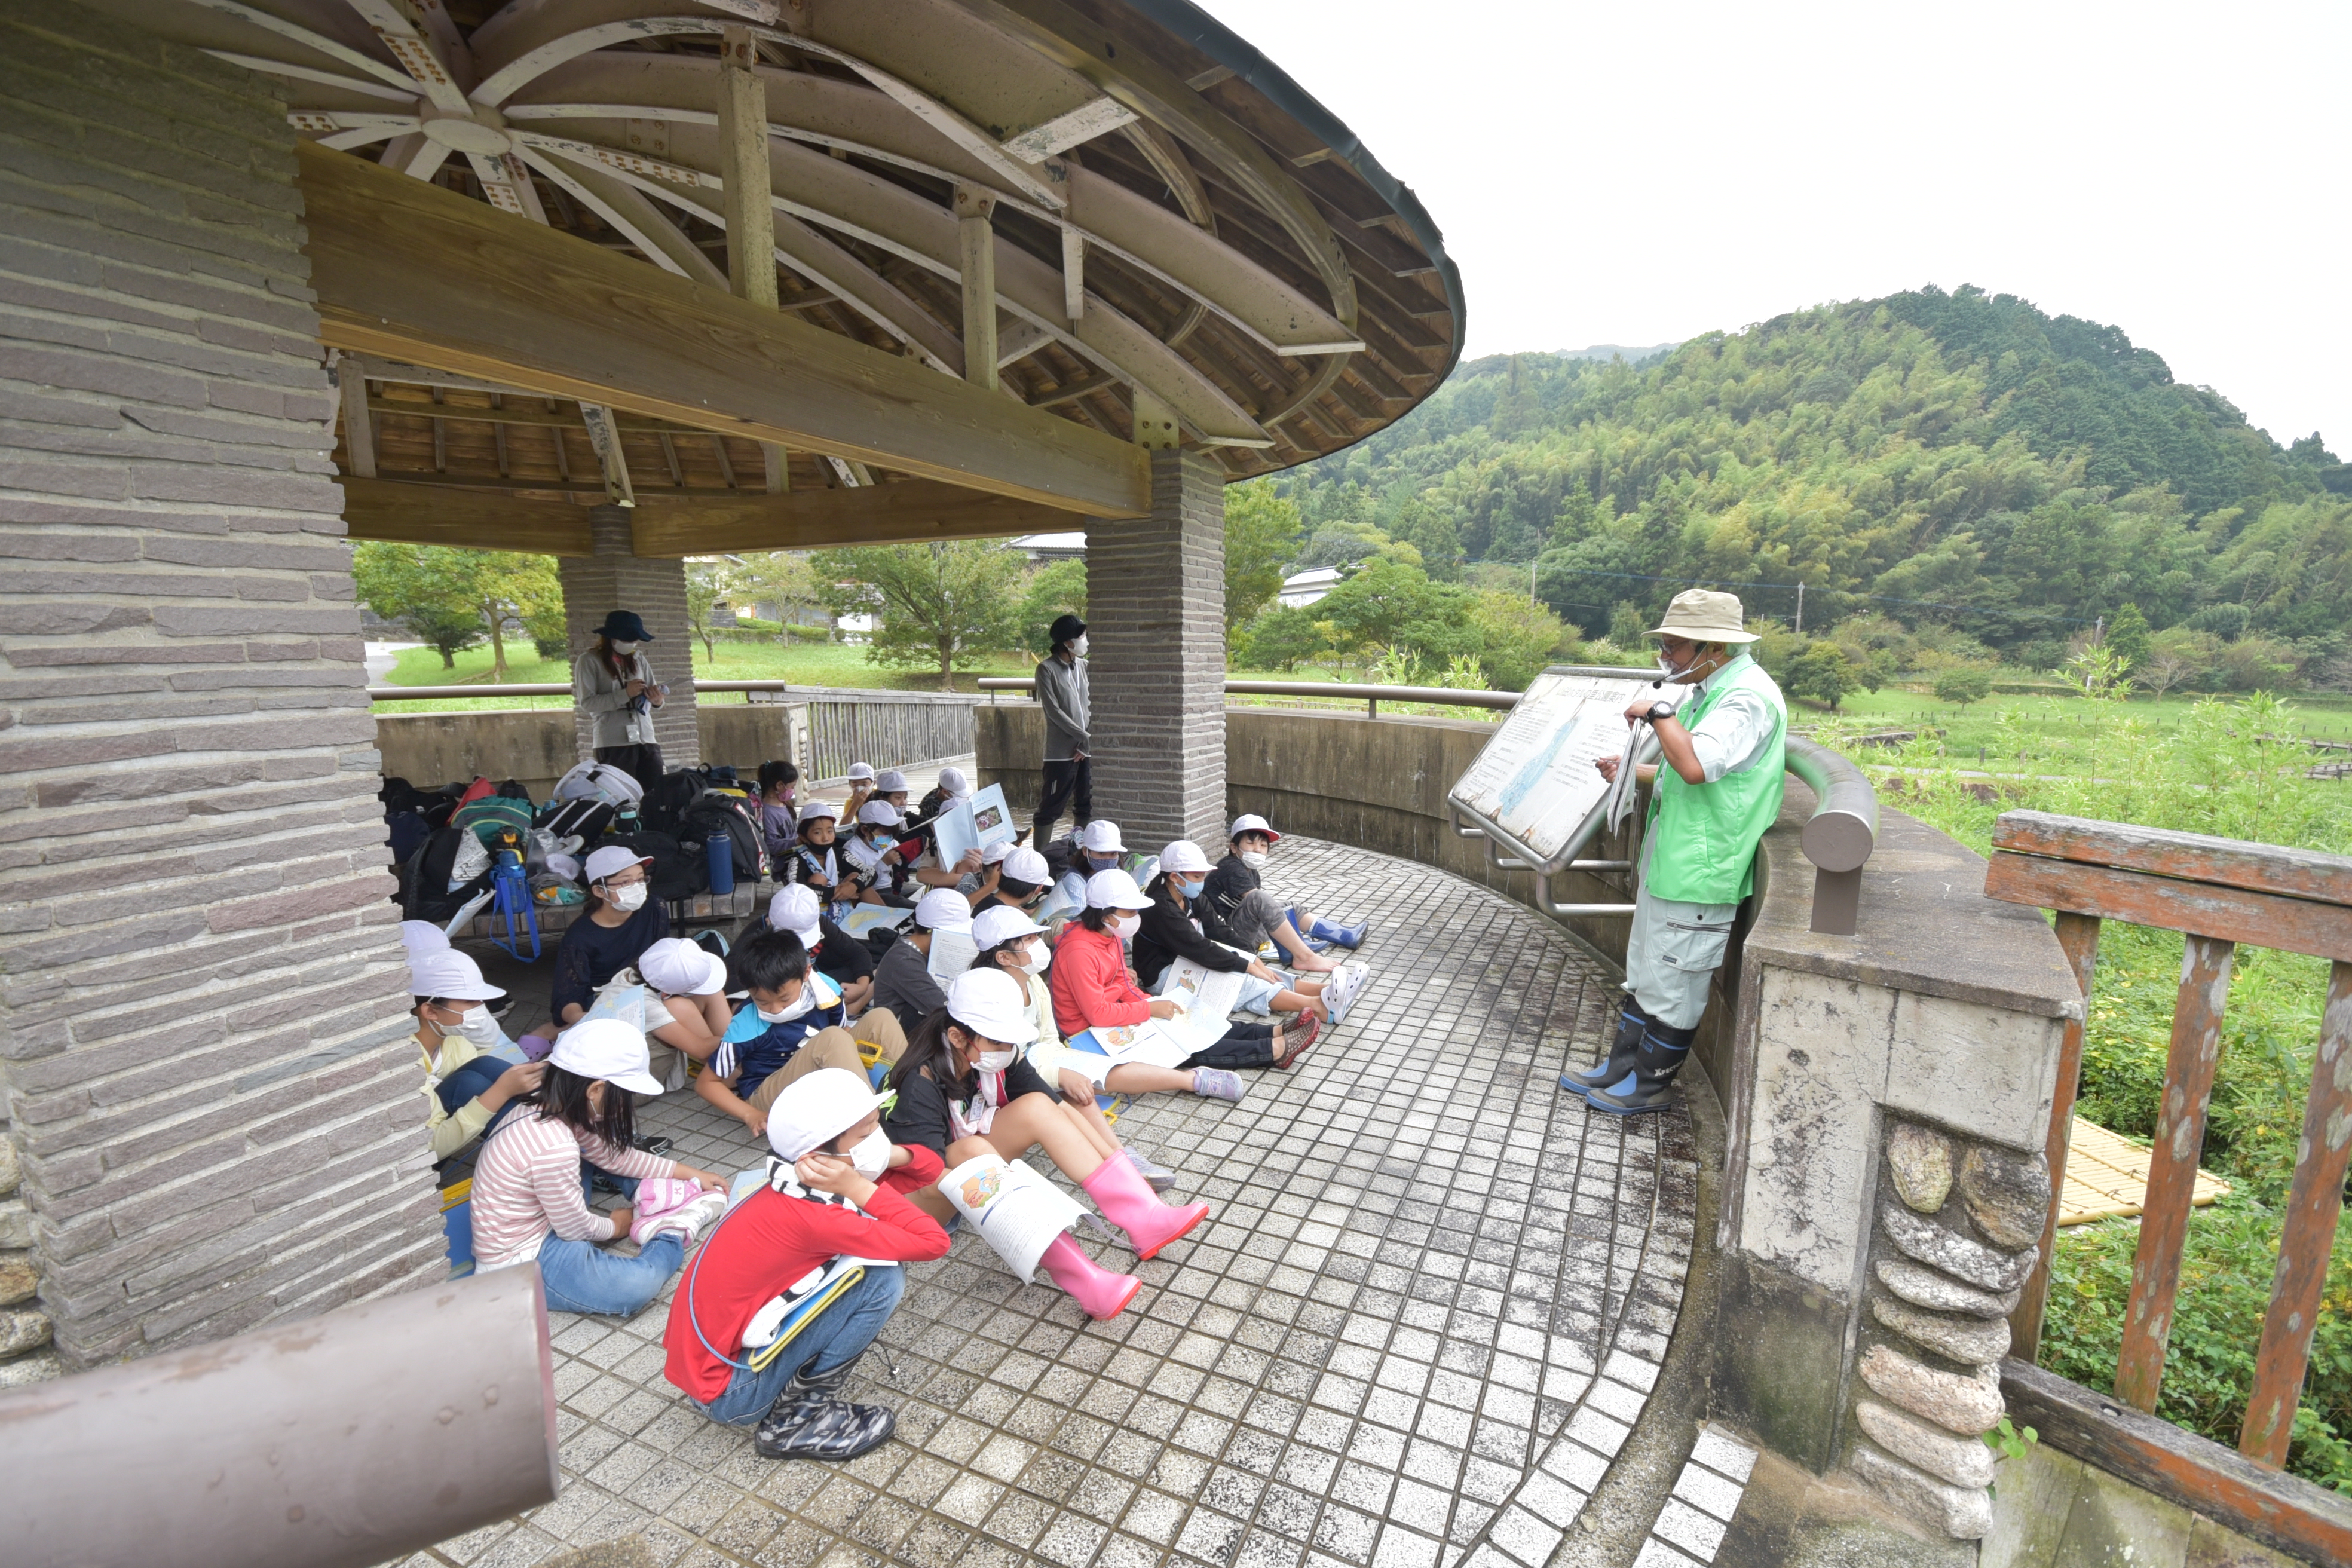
[1067,1020,1192,1072]
[939,1153,1085,1282]
[933,782,1017,869]
[1159,958,1245,1052]
[926,926,978,982]
[839,904,914,940]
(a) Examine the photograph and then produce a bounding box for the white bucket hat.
[1085,868,1152,911]
[765,1067,892,1163]
[399,920,451,958]
[970,904,1047,951]
[1158,840,1212,876]
[768,884,823,945]
[944,968,1037,1046]
[638,936,727,997]
[409,948,505,1002]
[1645,589,1759,644]
[1228,813,1281,845]
[549,1017,665,1096]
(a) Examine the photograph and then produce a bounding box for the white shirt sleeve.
[1686,685,1777,782]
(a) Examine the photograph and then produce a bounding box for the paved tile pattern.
[406,837,1699,1568]
[1630,1428,1757,1567]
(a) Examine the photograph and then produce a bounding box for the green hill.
[1279,286,2350,676]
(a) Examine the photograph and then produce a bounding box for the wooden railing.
[1984,811,2352,1469]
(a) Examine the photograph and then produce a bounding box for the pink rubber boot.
[1081,1152,1211,1261]
[1038,1233,1141,1320]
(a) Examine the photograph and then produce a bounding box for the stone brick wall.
[557,506,699,768]
[1085,450,1226,847]
[0,2,436,1372]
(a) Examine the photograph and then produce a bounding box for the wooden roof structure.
[112,0,1465,556]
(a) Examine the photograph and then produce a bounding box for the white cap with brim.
[980,839,1016,866]
[400,920,451,957]
[970,904,1047,951]
[765,1067,892,1162]
[638,936,727,996]
[857,800,902,828]
[549,1017,666,1097]
[768,884,822,945]
[937,766,972,800]
[1645,588,1759,644]
[799,800,840,825]
[845,763,876,782]
[875,770,908,794]
[1002,847,1051,885]
[1228,813,1281,844]
[1085,868,1152,911]
[1158,840,1212,875]
[915,887,973,932]
[945,968,1036,1046]
[409,948,505,1002]
[584,844,654,883]
[1080,820,1123,853]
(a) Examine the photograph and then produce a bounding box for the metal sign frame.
[1446,664,1683,878]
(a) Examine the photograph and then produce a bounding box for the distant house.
[1278,567,1342,608]
[1012,531,1087,563]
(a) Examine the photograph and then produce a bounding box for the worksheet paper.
[1447,669,1684,864]
[933,783,1016,869]
[925,927,979,982]
[939,1153,1086,1282]
[1159,958,1245,1052]
[1066,1021,1192,1073]
[838,905,913,940]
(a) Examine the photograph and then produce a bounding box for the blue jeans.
[534,1232,683,1317]
[692,1265,907,1427]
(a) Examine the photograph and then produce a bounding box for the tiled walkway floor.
[418,838,1699,1568]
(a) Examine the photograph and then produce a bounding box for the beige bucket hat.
[1646,589,1759,644]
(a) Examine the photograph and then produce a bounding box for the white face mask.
[757,987,816,1024]
[454,1006,502,1045]
[608,881,649,912]
[1113,911,1141,943]
[612,639,640,654]
[974,1047,1019,1074]
[1239,850,1268,870]
[845,1126,891,1178]
[1016,940,1050,975]
[1070,635,1089,657]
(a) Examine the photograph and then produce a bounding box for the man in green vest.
[1561,590,1787,1114]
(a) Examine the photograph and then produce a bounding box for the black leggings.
[1034,757,1092,839]
[1179,1021,1277,1071]
[595,742,663,798]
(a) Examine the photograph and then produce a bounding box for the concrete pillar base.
[556,507,699,768]
[1085,451,1227,849]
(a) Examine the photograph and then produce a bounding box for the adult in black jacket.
[1135,841,1331,1024]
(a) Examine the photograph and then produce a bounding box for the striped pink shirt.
[470,1111,677,1271]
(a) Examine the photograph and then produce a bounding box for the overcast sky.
[1194,0,2350,454]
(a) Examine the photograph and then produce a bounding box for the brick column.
[1085,450,1227,848]
[556,507,699,768]
[0,5,436,1374]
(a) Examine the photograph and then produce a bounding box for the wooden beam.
[335,354,375,478]
[296,141,1149,518]
[629,479,1069,555]
[338,477,595,553]
[955,182,999,392]
[716,27,791,494]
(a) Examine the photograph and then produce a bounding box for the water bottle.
[706,831,735,895]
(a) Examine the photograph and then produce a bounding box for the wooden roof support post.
[579,403,635,507]
[718,25,789,494]
[1061,229,1085,324]
[955,182,999,392]
[1131,385,1178,450]
[335,353,375,478]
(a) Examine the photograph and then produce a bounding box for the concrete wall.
[0,5,431,1376]
[377,702,797,801]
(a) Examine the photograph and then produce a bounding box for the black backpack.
[537,795,616,842]
[602,831,709,902]
[399,824,494,923]
[639,770,709,837]
[682,797,765,882]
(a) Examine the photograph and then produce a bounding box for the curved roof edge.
[1123,0,1469,402]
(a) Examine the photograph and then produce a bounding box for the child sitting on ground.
[468,1018,728,1318]
[1201,813,1365,972]
[411,948,543,1166]
[1135,839,1360,1026]
[578,935,734,1088]
[755,761,800,866]
[662,1068,950,1460]
[551,846,670,1025]
[841,762,877,822]
[765,883,877,1016]
[696,929,905,1141]
[868,887,969,1033]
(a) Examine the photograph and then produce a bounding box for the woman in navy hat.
[576,609,666,794]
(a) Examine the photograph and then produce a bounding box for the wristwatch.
[1645,700,1679,723]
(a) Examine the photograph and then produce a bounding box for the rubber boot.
[1284,908,1334,953]
[1560,1005,1649,1095]
[752,1351,896,1461]
[1583,1020,1696,1116]
[1309,915,1367,950]
[1080,1152,1211,1261]
[1038,1232,1143,1319]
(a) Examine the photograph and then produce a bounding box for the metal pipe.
[1784,736,1878,872]
[2,1269,560,1568]
[1534,871,1637,918]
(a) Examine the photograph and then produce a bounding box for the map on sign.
[1448,667,1688,871]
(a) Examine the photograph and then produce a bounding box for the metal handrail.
[366,680,989,702]
[974,675,1518,713]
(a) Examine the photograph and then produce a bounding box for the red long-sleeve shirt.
[662,1147,948,1404]
[1049,920,1150,1039]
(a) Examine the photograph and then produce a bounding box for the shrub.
[1933,666,1993,706]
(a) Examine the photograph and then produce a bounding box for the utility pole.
[1795,581,1804,635]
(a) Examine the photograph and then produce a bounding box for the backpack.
[399,824,495,923]
[538,795,616,842]
[552,760,643,809]
[387,810,433,868]
[682,796,766,882]
[640,770,709,837]
[602,831,709,902]
[453,794,535,848]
